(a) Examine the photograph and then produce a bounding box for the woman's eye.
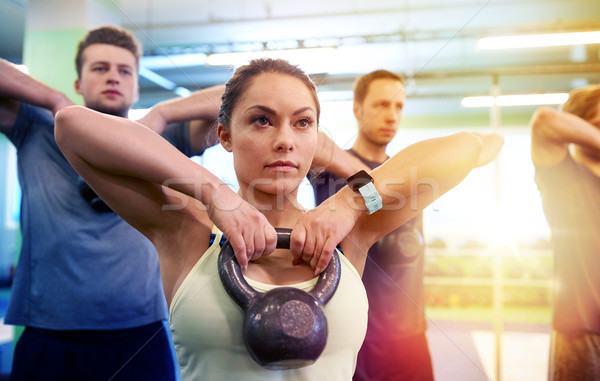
[251,116,270,126]
[297,118,312,128]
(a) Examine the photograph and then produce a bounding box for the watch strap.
[357,182,382,215]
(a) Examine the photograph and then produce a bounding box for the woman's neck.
[236,186,316,285]
[238,186,305,227]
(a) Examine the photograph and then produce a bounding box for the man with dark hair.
[311,69,503,380]
[75,25,142,80]
[72,25,143,118]
[312,69,433,381]
[530,84,600,381]
[0,25,222,380]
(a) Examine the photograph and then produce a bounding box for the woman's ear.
[218,124,233,152]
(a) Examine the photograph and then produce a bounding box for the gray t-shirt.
[3,103,199,330]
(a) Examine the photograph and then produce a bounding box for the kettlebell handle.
[275,228,292,249]
[218,228,341,309]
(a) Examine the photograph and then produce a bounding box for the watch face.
[346,170,373,190]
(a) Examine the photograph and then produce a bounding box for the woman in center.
[55,58,483,379]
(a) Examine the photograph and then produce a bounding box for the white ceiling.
[118,0,600,113]
[2,0,600,115]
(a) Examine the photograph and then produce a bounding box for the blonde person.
[531,84,600,381]
[55,58,484,379]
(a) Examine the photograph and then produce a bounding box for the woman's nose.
[274,127,294,152]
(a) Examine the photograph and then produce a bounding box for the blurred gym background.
[1,0,600,379]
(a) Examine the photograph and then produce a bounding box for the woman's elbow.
[55,105,85,148]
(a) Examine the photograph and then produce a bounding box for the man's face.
[74,43,139,117]
[353,78,406,146]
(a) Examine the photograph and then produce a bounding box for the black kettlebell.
[218,228,341,370]
[76,175,113,213]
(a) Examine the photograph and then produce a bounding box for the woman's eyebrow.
[245,105,277,115]
[244,105,315,116]
[293,107,315,115]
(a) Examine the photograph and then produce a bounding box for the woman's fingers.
[227,233,249,271]
[291,214,339,275]
[251,224,277,261]
[290,225,307,261]
[309,235,322,270]
[263,225,278,257]
[211,194,277,271]
[314,237,337,275]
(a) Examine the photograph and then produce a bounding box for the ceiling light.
[138,66,191,97]
[206,48,337,73]
[317,90,354,102]
[477,31,600,50]
[140,53,207,69]
[461,96,495,108]
[139,66,178,90]
[461,93,569,108]
[174,87,192,97]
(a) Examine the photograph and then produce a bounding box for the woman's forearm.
[372,132,482,205]
[55,105,223,206]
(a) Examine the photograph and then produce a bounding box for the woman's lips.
[265,161,297,171]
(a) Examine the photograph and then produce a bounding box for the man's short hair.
[75,26,142,78]
[353,70,404,104]
[561,84,600,121]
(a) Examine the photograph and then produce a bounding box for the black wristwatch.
[346,170,382,214]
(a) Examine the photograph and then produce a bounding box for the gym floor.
[428,320,550,380]
[0,287,551,380]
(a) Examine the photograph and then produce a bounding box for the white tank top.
[169,228,368,380]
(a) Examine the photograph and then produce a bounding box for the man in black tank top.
[312,70,433,381]
[311,70,504,381]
